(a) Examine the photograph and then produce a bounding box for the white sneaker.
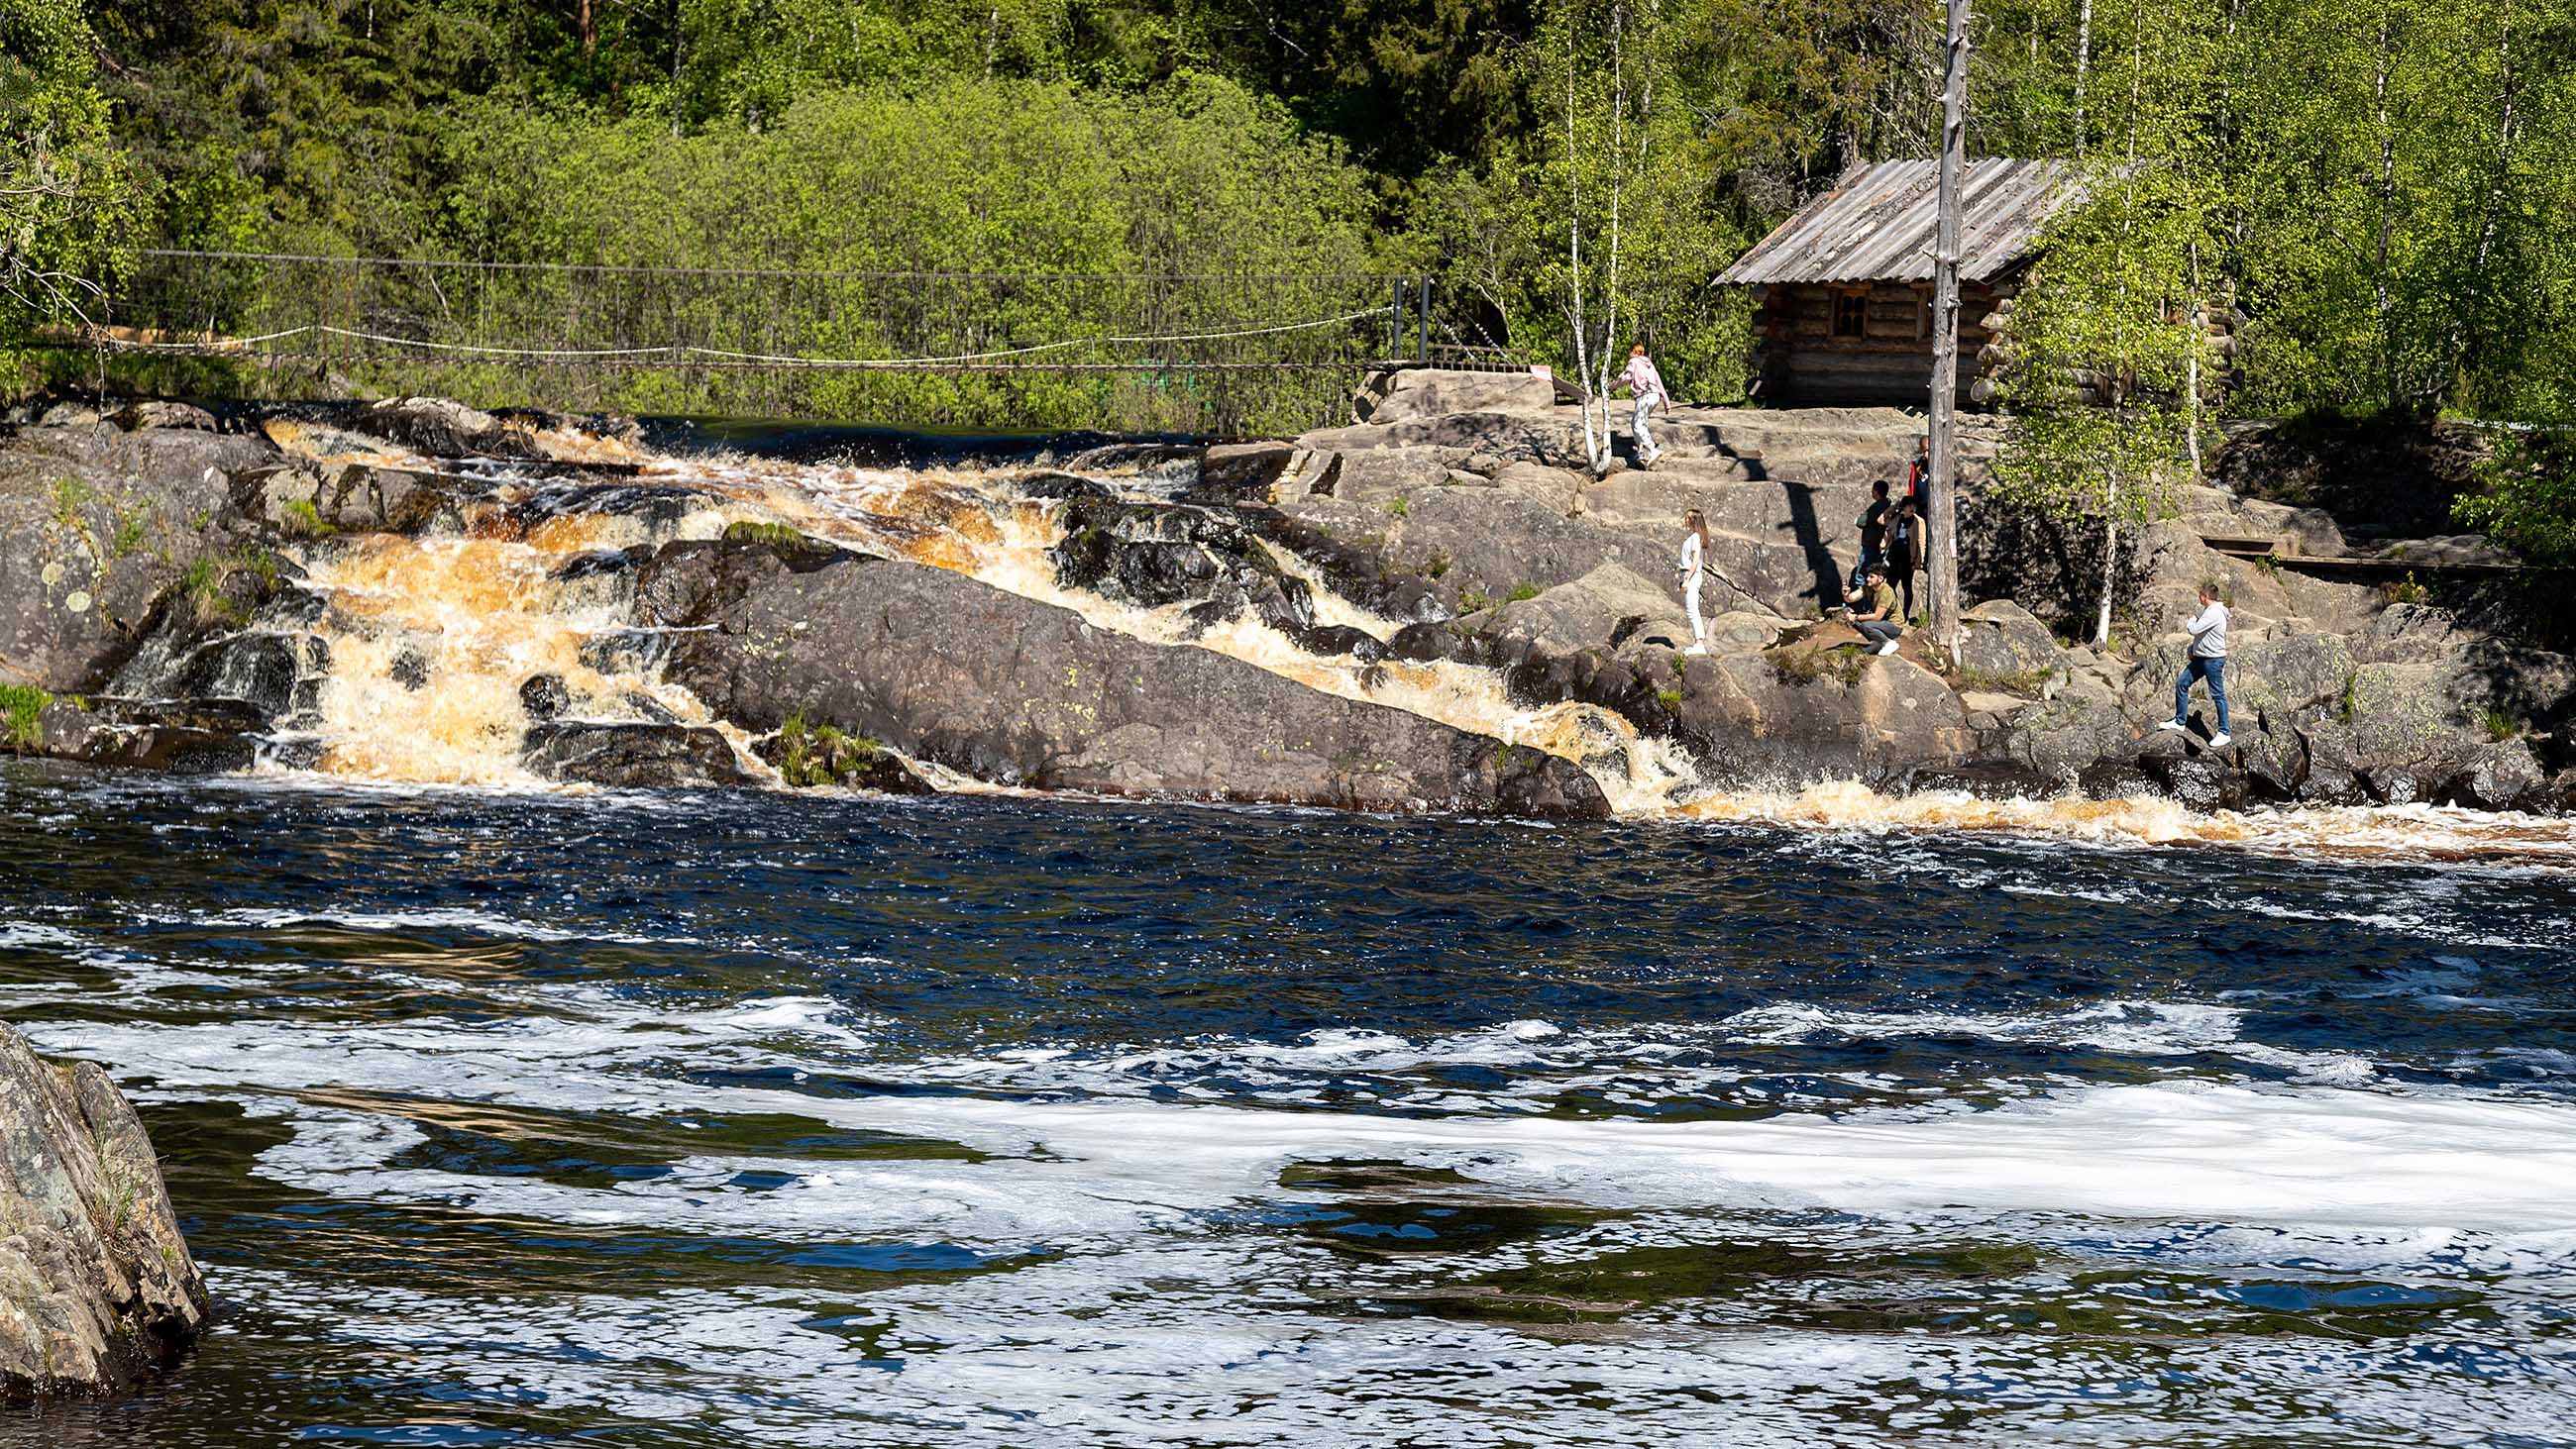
[1684,643,1708,657]
[1875,640,1899,656]
[2207,731,2232,749]
[2156,721,2187,733]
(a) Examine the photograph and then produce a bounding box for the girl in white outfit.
[1678,509,1711,655]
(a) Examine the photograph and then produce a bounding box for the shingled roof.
[1717,158,2090,286]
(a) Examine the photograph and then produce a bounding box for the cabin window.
[1832,290,1868,339]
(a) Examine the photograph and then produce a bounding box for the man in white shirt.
[2158,583,2232,748]
[1617,345,1670,468]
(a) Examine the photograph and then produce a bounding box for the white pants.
[1682,571,1706,646]
[1633,394,1659,461]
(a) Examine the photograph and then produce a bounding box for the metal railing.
[60,250,1466,435]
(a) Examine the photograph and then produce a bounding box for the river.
[3,761,2571,1446]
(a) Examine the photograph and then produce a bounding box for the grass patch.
[181,546,284,628]
[1655,687,1683,712]
[112,504,150,557]
[724,519,807,548]
[278,498,335,539]
[1505,581,1542,603]
[2484,708,2520,742]
[1458,587,1492,612]
[49,476,92,528]
[2339,671,2360,723]
[1769,642,1868,688]
[1,684,51,752]
[1387,496,1409,518]
[1957,665,2056,696]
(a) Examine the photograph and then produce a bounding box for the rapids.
[2,768,2572,1447]
[198,431,2572,858]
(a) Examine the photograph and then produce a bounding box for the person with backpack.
[1886,496,1926,622]
[1678,508,1712,655]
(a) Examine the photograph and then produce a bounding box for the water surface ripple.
[3,762,2573,1447]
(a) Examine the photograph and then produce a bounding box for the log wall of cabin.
[1748,279,2008,408]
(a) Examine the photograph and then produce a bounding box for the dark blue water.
[3,760,2572,1447]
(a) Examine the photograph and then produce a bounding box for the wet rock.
[2077,758,2160,801]
[389,647,432,691]
[166,631,307,718]
[2300,767,2371,806]
[2435,743,2548,812]
[1385,621,1463,663]
[2234,727,2308,802]
[658,542,1607,818]
[0,1023,207,1396]
[2368,767,2425,805]
[520,721,750,788]
[1890,761,2064,800]
[519,674,571,722]
[2142,753,2248,812]
[1016,471,1115,501]
[1291,624,1388,663]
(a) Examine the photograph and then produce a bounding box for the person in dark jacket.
[1886,496,1926,622]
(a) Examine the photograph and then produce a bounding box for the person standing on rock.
[2160,582,2233,748]
[1887,496,1926,622]
[1618,344,1671,469]
[1678,508,1712,655]
[1853,479,1891,590]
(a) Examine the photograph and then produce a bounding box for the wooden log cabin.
[1719,158,2097,409]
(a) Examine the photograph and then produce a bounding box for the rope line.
[82,309,1388,368]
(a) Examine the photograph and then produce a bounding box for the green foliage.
[1505,581,1542,602]
[1387,496,1409,518]
[1458,586,1493,611]
[0,682,49,751]
[773,712,886,789]
[47,473,89,525]
[723,519,807,549]
[2483,707,2519,742]
[2455,428,2576,566]
[277,498,333,539]
[1654,686,1682,711]
[2380,570,2431,606]
[1,0,139,383]
[111,502,147,556]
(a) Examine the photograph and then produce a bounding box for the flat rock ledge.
[0,1022,206,1398]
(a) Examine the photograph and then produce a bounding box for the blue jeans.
[2174,656,2229,733]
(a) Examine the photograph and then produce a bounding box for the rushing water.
[4,761,2573,1447]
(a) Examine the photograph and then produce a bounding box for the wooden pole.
[1926,0,1971,653]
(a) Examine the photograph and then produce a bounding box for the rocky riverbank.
[1,383,2567,817]
[0,1021,206,1397]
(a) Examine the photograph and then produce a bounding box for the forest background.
[3,0,2574,536]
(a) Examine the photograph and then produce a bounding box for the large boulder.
[0,423,274,693]
[0,1023,207,1396]
[1357,368,1560,424]
[647,541,1608,818]
[1675,631,1971,781]
[521,721,752,788]
[1473,564,1695,658]
[1957,599,2064,691]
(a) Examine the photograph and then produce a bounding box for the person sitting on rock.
[1886,496,1926,621]
[1617,344,1671,469]
[2159,582,2233,749]
[1678,508,1712,656]
[1852,479,1891,591]
[1844,567,1903,656]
